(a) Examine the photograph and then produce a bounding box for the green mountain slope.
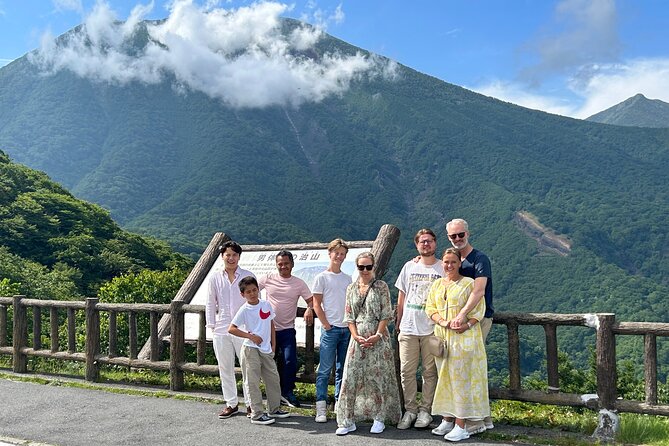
[1,20,668,375]
[586,93,669,128]
[0,150,191,298]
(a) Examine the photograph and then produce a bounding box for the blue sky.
[1,0,668,118]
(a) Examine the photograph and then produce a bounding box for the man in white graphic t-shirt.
[395,228,444,430]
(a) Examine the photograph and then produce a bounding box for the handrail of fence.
[2,294,669,438]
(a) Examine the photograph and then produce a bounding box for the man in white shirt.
[395,229,444,429]
[205,241,254,419]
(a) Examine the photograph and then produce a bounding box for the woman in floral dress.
[335,252,401,436]
[425,247,489,442]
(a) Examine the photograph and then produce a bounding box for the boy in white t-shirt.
[312,238,352,422]
[229,277,290,425]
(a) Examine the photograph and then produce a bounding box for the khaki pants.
[398,332,438,414]
[240,345,281,418]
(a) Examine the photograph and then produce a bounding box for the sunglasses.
[448,232,466,240]
[356,264,374,271]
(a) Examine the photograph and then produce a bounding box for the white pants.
[212,333,250,407]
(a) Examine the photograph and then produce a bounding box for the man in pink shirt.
[259,250,314,408]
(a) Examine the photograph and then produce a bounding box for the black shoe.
[269,409,290,418]
[281,394,301,408]
[251,413,276,425]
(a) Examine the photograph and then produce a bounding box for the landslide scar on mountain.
[514,211,571,256]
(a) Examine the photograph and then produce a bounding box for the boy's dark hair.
[219,240,242,255]
[239,276,258,293]
[276,250,294,265]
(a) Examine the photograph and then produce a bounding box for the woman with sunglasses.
[334,252,401,436]
[425,247,489,442]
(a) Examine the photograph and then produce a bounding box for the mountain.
[0,150,191,298]
[1,18,668,375]
[586,94,669,128]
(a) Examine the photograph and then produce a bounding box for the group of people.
[204,218,494,442]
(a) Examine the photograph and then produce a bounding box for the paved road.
[0,376,520,446]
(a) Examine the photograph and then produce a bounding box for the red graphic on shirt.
[259,308,271,319]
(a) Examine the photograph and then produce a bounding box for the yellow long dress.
[425,277,490,420]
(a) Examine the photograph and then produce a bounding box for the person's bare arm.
[450,277,486,329]
[395,290,406,330]
[303,296,315,326]
[312,293,331,330]
[228,323,262,345]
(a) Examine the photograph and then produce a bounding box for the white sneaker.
[335,422,356,435]
[484,418,494,430]
[396,411,417,430]
[315,400,327,423]
[370,420,385,434]
[414,410,433,428]
[432,419,454,436]
[445,425,470,442]
[468,424,486,435]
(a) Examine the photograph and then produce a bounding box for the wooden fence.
[2,295,669,438]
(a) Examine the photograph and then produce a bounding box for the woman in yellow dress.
[425,247,489,442]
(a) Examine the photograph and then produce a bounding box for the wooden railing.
[2,295,669,438]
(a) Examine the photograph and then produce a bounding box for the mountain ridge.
[0,19,667,317]
[586,93,669,128]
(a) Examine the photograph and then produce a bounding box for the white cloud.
[28,0,390,108]
[471,57,669,119]
[472,0,669,119]
[52,0,83,13]
[571,58,669,118]
[470,80,577,117]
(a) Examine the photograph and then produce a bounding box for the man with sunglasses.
[395,228,444,430]
[446,218,494,434]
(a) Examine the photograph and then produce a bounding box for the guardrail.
[2,294,668,440]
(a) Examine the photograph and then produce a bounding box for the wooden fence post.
[197,310,206,366]
[0,303,8,347]
[593,313,618,441]
[108,310,117,358]
[50,307,59,353]
[170,300,185,391]
[67,308,76,353]
[644,333,658,405]
[12,295,28,373]
[85,297,101,382]
[544,324,559,392]
[150,311,159,362]
[32,306,42,350]
[507,321,521,391]
[304,322,315,379]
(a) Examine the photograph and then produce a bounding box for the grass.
[617,413,669,445]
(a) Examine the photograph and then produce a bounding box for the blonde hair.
[327,238,349,253]
[355,251,375,265]
[442,247,461,259]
